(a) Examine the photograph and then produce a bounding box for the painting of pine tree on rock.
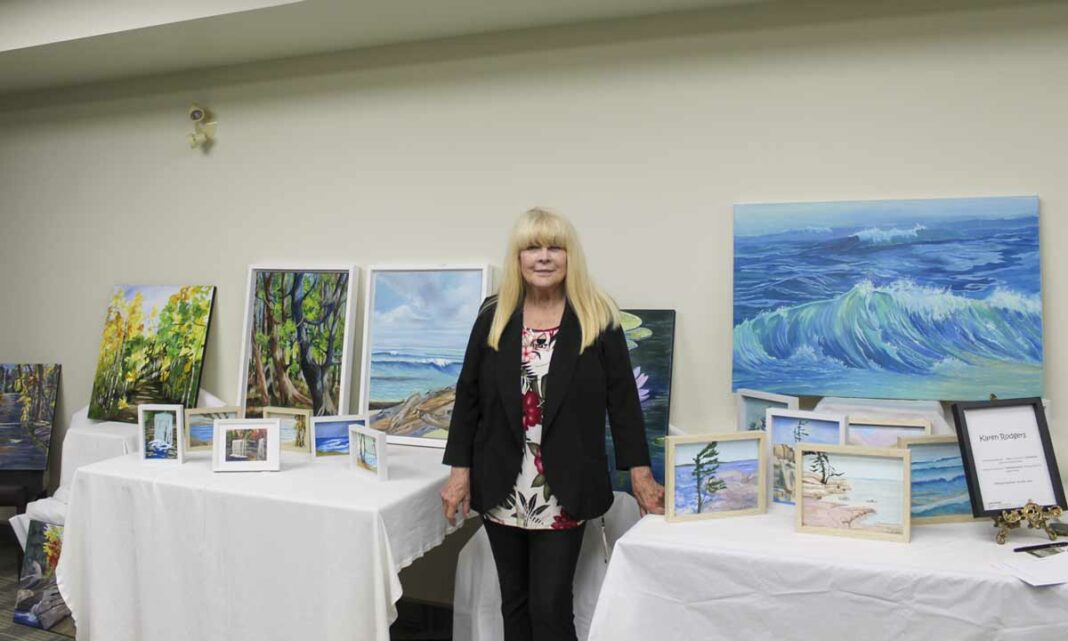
[673,437,760,517]
[0,364,60,470]
[242,269,354,417]
[89,286,215,423]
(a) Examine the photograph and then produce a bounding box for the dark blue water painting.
[909,442,972,519]
[733,197,1042,400]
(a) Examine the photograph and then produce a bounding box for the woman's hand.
[440,467,471,526]
[630,466,665,516]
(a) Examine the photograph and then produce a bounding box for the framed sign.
[952,397,1065,518]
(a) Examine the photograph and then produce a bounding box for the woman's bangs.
[514,214,569,251]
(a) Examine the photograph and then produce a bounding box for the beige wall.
[1,1,1067,490]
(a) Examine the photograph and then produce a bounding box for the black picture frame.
[952,397,1065,518]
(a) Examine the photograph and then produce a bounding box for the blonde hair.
[488,207,620,352]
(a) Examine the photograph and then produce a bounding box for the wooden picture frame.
[952,397,1066,518]
[765,409,846,505]
[137,404,185,463]
[310,414,366,457]
[359,264,493,448]
[350,422,388,480]
[184,406,242,452]
[795,443,910,542]
[212,418,280,472]
[666,432,766,522]
[236,264,359,418]
[735,389,799,431]
[845,416,931,447]
[897,435,975,525]
[263,406,313,454]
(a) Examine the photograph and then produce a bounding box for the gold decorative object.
[992,500,1063,544]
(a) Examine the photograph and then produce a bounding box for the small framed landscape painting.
[796,444,910,542]
[666,432,766,522]
[310,415,365,457]
[846,416,931,447]
[264,406,313,454]
[137,404,184,463]
[766,409,845,505]
[735,389,798,431]
[184,407,241,452]
[212,419,280,472]
[897,435,974,524]
[350,422,387,480]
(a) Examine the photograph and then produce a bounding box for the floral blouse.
[484,326,583,530]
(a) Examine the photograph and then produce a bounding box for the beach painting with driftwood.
[361,266,489,447]
[797,444,910,542]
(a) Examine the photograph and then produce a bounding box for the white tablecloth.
[588,506,1068,641]
[56,446,456,641]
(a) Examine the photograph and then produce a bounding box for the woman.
[441,207,664,641]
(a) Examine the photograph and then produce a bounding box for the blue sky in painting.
[371,270,484,351]
[676,438,758,465]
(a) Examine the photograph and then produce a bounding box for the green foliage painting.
[88,285,215,423]
[242,270,351,417]
[0,364,61,470]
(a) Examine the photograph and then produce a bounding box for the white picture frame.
[212,418,281,472]
[359,264,493,448]
[350,423,388,480]
[310,414,366,457]
[236,264,359,418]
[138,404,185,463]
[734,388,799,431]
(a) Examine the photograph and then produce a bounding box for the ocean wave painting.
[732,196,1042,400]
[905,440,973,522]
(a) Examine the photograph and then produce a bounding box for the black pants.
[482,518,587,641]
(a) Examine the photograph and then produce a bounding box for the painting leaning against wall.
[732,196,1042,400]
[89,285,215,423]
[13,520,74,637]
[0,364,60,470]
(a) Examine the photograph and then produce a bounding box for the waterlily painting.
[606,309,675,492]
[733,196,1042,400]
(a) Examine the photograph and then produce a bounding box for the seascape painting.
[0,364,60,470]
[241,268,355,418]
[607,310,675,492]
[736,391,798,432]
[312,416,365,457]
[264,407,311,453]
[13,520,74,637]
[225,428,269,462]
[89,285,215,422]
[670,435,762,520]
[185,408,239,452]
[800,448,907,539]
[140,407,180,460]
[847,421,929,447]
[903,439,972,523]
[733,196,1042,400]
[769,412,842,504]
[363,267,487,445]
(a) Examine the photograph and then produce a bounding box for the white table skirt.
[56,446,456,641]
[588,506,1068,641]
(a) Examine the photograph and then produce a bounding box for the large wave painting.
[732,196,1042,400]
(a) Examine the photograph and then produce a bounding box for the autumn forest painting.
[0,364,60,470]
[89,286,215,423]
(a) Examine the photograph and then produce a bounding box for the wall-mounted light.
[188,103,217,149]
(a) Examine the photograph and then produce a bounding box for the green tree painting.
[243,270,351,417]
[89,286,215,423]
[692,441,727,513]
[0,364,61,470]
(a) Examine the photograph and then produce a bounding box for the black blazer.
[443,298,650,521]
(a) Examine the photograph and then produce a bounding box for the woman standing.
[441,208,664,641]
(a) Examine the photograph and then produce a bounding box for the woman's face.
[520,243,567,293]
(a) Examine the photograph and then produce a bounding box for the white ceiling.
[0,0,766,95]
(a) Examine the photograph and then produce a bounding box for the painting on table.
[897,435,973,524]
[13,520,74,637]
[607,309,676,492]
[310,415,365,457]
[360,266,491,447]
[767,409,845,505]
[846,417,931,447]
[733,196,1042,400]
[138,404,184,463]
[796,444,910,542]
[184,407,240,452]
[237,266,358,418]
[350,422,387,480]
[666,432,765,522]
[89,285,215,422]
[263,406,313,454]
[735,389,798,431]
[0,364,61,470]
[212,419,280,472]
